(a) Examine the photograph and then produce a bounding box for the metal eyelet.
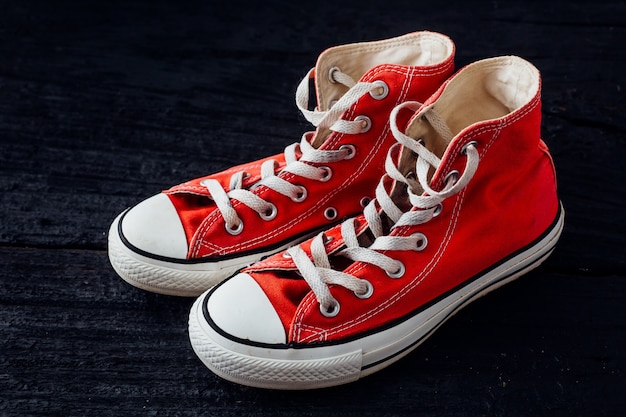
[386,261,405,279]
[432,203,443,217]
[320,300,340,318]
[339,144,356,160]
[225,221,244,235]
[328,66,340,83]
[354,280,374,299]
[369,80,389,100]
[319,166,333,182]
[444,170,459,186]
[461,141,478,155]
[324,207,338,220]
[359,196,371,208]
[291,185,307,202]
[282,251,292,259]
[412,232,428,251]
[259,203,277,221]
[354,115,372,133]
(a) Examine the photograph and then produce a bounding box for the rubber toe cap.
[206,273,286,344]
[120,193,188,259]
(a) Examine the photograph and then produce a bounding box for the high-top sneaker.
[188,55,564,389]
[107,31,455,296]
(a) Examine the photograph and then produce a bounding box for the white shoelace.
[286,101,481,316]
[201,68,388,235]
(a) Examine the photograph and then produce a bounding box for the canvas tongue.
[307,65,363,149]
[394,105,455,184]
[313,46,371,114]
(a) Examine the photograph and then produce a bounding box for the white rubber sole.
[107,212,312,297]
[188,204,565,389]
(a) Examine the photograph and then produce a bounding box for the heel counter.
[538,138,561,221]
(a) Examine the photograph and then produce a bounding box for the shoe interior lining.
[404,57,540,160]
[316,32,454,111]
[435,56,540,143]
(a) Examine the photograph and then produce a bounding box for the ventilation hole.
[324,207,338,220]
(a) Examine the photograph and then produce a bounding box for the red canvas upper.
[244,56,560,343]
[161,32,456,260]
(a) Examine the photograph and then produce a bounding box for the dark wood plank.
[1,0,624,415]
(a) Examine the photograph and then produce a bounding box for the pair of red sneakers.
[108,31,564,390]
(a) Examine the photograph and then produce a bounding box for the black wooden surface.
[1,1,625,416]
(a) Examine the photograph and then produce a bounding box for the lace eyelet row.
[315,115,478,320]
[317,230,432,317]
[318,231,431,317]
[327,67,389,102]
[224,203,278,235]
[350,80,386,135]
[319,279,374,318]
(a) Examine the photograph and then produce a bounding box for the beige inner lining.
[405,56,540,159]
[316,32,454,111]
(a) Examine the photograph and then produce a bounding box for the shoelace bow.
[286,101,481,316]
[201,68,387,235]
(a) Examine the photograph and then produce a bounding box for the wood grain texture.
[1,0,624,416]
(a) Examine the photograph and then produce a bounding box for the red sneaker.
[108,31,455,296]
[188,55,565,389]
